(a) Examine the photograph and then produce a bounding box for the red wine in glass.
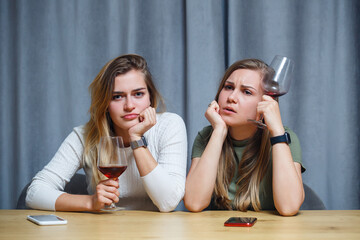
[98,166,127,179]
[248,55,294,128]
[97,136,128,211]
[264,91,286,98]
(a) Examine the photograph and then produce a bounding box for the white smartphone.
[27,214,67,226]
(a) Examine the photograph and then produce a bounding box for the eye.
[224,84,234,90]
[112,94,123,100]
[134,91,145,97]
[244,89,252,95]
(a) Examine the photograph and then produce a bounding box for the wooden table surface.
[0,209,359,239]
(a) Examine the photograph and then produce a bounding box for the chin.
[116,120,139,131]
[223,118,250,128]
[220,115,238,126]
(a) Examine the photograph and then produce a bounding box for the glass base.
[101,203,125,212]
[247,119,267,129]
[101,206,125,212]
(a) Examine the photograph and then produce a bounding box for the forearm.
[26,128,85,210]
[272,143,304,216]
[142,165,185,212]
[184,128,226,212]
[55,193,93,212]
[134,137,185,212]
[133,147,158,177]
[131,113,188,212]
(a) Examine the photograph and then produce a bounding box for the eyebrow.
[241,84,257,92]
[225,81,257,92]
[112,87,147,94]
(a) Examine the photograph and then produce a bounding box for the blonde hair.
[82,54,164,188]
[212,59,274,211]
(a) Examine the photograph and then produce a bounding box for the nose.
[227,91,238,104]
[124,97,135,111]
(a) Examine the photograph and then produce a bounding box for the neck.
[113,126,131,147]
[229,124,257,141]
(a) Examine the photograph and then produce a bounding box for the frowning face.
[108,69,151,137]
[218,69,263,128]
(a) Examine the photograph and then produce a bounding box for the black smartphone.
[224,217,257,227]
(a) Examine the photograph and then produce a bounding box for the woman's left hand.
[256,95,284,136]
[128,107,157,140]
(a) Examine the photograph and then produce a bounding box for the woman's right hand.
[184,101,228,212]
[91,179,120,211]
[205,101,227,133]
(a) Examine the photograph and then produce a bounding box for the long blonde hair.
[83,54,164,188]
[212,59,274,211]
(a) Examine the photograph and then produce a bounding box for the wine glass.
[97,136,128,211]
[248,55,294,128]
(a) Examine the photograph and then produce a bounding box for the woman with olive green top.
[184,59,305,216]
[191,125,304,211]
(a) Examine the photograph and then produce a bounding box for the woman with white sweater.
[26,54,187,212]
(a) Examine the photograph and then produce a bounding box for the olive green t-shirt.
[191,126,305,210]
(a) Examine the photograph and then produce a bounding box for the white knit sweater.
[26,112,187,212]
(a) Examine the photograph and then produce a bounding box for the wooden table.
[0,210,359,239]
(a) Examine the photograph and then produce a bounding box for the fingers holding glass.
[248,55,294,128]
[97,136,128,211]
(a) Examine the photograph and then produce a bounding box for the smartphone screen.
[27,215,67,225]
[224,217,257,227]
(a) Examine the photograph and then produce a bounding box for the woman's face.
[218,69,263,128]
[108,69,151,136]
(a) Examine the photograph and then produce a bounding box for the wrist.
[270,130,285,138]
[212,126,228,140]
[129,134,142,142]
[270,132,291,145]
[88,195,96,211]
[130,136,148,150]
[269,127,285,137]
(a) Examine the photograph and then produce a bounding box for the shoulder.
[145,112,186,140]
[197,125,213,140]
[63,125,86,147]
[73,125,85,138]
[157,112,184,123]
[73,125,85,135]
[146,113,187,153]
[155,112,186,130]
[191,125,212,158]
[193,125,213,146]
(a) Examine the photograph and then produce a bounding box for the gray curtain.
[1,0,359,210]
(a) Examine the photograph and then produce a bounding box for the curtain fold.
[1,0,359,210]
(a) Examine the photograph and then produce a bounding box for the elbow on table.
[183,198,209,212]
[275,193,304,216]
[276,204,301,216]
[25,196,33,210]
[185,204,205,213]
[25,186,38,210]
[158,204,177,213]
[157,192,185,213]
[25,192,45,211]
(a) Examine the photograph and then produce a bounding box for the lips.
[223,106,236,113]
[122,114,139,120]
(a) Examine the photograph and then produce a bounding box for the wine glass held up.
[248,55,294,128]
[97,136,128,211]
